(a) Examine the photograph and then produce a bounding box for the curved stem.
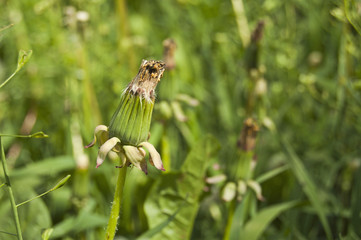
[0,137,23,240]
[104,163,127,240]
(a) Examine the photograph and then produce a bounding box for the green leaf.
[255,164,290,183]
[228,192,252,240]
[137,205,183,240]
[17,50,33,71]
[281,138,332,239]
[344,0,361,36]
[30,131,49,138]
[41,228,53,240]
[239,201,299,240]
[144,135,219,240]
[10,155,75,178]
[50,199,108,238]
[50,174,71,190]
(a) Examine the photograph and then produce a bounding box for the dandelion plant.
[86,59,166,239]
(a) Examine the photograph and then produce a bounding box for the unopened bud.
[163,38,177,70]
[237,118,259,151]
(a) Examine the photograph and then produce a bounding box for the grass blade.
[239,200,299,240]
[344,0,361,36]
[280,137,332,239]
[350,163,361,237]
[256,164,290,183]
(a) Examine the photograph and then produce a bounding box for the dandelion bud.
[163,38,177,70]
[237,118,259,152]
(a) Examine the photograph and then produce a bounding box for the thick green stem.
[104,163,127,240]
[161,129,171,171]
[0,137,23,240]
[223,199,236,240]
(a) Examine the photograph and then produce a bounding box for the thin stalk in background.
[115,0,136,73]
[231,0,250,47]
[222,118,259,240]
[222,20,266,236]
[105,164,127,240]
[157,38,199,170]
[0,137,23,240]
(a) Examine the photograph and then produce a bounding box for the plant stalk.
[223,198,236,240]
[0,137,23,240]
[104,162,127,240]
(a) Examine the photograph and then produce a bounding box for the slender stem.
[16,174,71,208]
[104,163,127,240]
[0,137,23,240]
[0,230,17,236]
[0,71,18,90]
[0,23,14,32]
[0,132,48,139]
[0,134,34,138]
[0,134,32,138]
[16,189,52,208]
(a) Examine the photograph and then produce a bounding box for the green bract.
[109,91,154,146]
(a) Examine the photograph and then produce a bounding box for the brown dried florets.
[237,118,259,152]
[127,60,165,101]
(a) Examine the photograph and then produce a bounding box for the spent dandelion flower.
[220,118,264,202]
[85,59,166,174]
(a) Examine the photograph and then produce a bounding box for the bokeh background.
[0,0,360,239]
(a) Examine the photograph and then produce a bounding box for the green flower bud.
[109,60,165,146]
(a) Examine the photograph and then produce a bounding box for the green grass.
[1,0,361,239]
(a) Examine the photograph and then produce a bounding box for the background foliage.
[1,0,360,239]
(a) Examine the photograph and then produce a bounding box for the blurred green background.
[1,0,361,239]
